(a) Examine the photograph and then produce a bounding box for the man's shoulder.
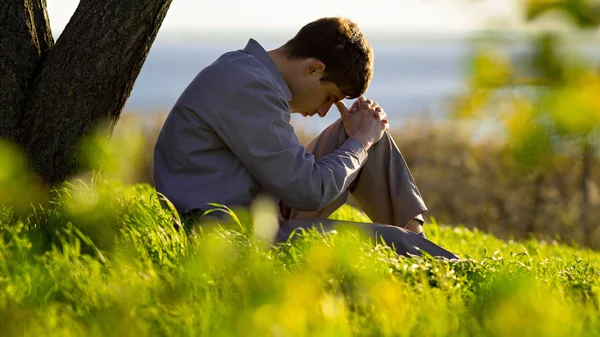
[200,50,282,97]
[174,48,289,118]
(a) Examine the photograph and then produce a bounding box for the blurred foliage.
[78,115,148,185]
[1,107,597,335]
[1,170,600,335]
[0,142,46,217]
[396,121,600,247]
[456,2,600,153]
[526,0,600,27]
[452,0,600,246]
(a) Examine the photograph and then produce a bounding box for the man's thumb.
[335,101,349,118]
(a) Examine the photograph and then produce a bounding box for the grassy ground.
[1,180,600,336]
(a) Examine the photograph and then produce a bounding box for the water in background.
[123,36,600,133]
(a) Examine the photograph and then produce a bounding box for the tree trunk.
[1,0,172,184]
[0,0,53,141]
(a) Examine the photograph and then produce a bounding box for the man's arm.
[199,80,368,211]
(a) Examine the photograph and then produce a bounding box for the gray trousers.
[278,119,457,260]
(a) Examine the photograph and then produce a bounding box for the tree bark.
[0,0,53,141]
[1,0,172,184]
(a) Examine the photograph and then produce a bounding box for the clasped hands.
[335,96,389,150]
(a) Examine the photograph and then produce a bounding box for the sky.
[46,0,524,38]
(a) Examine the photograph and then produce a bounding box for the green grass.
[1,180,600,336]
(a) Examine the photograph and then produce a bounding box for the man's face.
[289,62,346,118]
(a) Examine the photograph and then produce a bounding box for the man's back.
[153,40,292,213]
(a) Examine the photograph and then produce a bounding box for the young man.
[153,17,457,259]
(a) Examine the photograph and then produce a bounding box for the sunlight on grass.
[1,177,599,336]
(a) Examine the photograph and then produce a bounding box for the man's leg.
[276,218,457,259]
[345,122,427,233]
[276,119,457,258]
[283,118,427,233]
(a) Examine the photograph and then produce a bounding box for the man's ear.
[305,60,325,76]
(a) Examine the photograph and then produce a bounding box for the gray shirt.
[153,39,368,214]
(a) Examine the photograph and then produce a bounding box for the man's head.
[270,17,374,117]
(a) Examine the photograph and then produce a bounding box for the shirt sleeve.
[201,79,368,211]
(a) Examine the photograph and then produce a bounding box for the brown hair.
[282,17,374,99]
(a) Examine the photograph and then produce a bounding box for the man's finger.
[335,101,350,118]
[349,100,360,112]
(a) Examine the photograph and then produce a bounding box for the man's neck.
[267,49,294,91]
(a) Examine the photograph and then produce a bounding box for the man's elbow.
[300,189,332,212]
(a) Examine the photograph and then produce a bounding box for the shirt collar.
[243,38,293,102]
